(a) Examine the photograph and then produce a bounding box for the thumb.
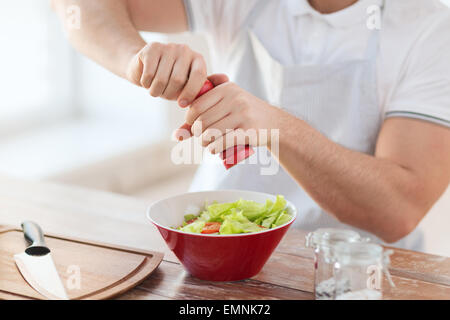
[207,73,229,87]
[126,53,144,86]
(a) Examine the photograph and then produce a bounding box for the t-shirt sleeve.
[385,13,450,128]
[183,0,258,46]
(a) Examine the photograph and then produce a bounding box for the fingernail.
[173,128,192,141]
[179,100,188,108]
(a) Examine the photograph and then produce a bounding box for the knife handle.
[21,221,50,256]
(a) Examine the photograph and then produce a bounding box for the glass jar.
[332,242,394,300]
[305,228,366,300]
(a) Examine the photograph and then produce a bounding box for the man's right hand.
[126,42,208,108]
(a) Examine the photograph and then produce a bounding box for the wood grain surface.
[0,226,163,300]
[0,175,449,300]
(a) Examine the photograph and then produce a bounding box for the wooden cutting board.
[0,225,163,300]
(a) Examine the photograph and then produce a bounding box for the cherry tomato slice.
[201,222,221,234]
[186,218,198,225]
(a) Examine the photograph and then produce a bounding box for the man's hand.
[127,43,207,107]
[52,0,190,84]
[175,76,281,153]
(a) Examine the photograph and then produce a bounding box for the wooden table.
[1,176,449,300]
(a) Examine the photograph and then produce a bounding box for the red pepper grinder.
[195,80,255,169]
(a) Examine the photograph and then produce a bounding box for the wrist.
[266,106,307,151]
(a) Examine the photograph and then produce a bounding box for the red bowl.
[147,190,297,281]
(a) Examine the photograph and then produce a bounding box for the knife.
[14,221,68,300]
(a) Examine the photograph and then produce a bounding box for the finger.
[191,97,232,135]
[185,89,223,126]
[127,54,144,86]
[208,74,229,87]
[149,52,176,98]
[173,123,193,141]
[140,50,161,89]
[178,56,207,108]
[198,115,241,146]
[162,54,191,100]
[207,129,251,154]
[206,131,232,154]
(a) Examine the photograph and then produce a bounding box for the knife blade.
[14,221,68,300]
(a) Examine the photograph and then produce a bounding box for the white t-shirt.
[184,0,450,127]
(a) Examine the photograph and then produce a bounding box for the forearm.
[51,0,146,79]
[270,113,424,243]
[178,79,447,243]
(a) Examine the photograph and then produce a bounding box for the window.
[0,1,172,180]
[0,0,73,135]
[0,1,171,140]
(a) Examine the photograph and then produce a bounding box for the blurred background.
[0,0,449,256]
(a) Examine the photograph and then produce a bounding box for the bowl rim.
[146,189,297,238]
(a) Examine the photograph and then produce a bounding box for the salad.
[177,195,292,235]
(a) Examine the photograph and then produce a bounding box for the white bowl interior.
[147,190,297,230]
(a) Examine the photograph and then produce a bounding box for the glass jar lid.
[332,242,384,266]
[305,228,362,250]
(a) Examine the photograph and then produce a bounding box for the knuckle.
[167,43,178,52]
[234,93,247,106]
[171,75,185,87]
[240,106,251,120]
[193,52,205,62]
[190,67,204,78]
[154,78,166,88]
[148,42,161,52]
[178,44,190,53]
[235,101,250,119]
[223,82,236,91]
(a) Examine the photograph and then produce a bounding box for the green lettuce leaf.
[178,195,291,234]
[273,212,292,227]
[206,202,236,221]
[219,209,264,234]
[179,220,205,233]
[235,199,267,221]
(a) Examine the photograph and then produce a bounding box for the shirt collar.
[288,0,384,28]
